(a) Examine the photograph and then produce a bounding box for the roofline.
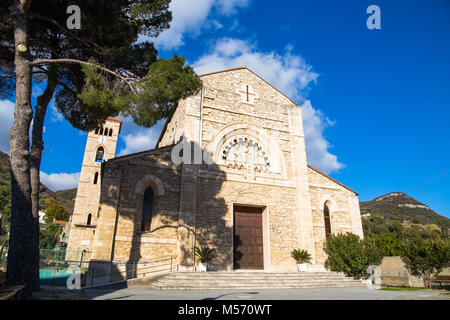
[199,66,299,106]
[108,143,176,163]
[107,116,122,123]
[106,117,122,134]
[156,66,301,144]
[198,66,247,77]
[156,117,170,147]
[307,164,358,195]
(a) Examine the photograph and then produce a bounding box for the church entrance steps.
[151,272,367,290]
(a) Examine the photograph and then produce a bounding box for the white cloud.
[31,86,43,98]
[302,100,344,173]
[40,171,80,191]
[192,38,343,173]
[0,99,15,153]
[117,117,165,156]
[193,38,318,100]
[216,0,250,14]
[139,0,251,50]
[49,100,64,122]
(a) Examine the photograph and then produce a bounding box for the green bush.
[324,233,382,278]
[370,233,404,256]
[400,237,450,289]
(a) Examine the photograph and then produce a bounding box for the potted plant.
[194,246,216,272]
[291,249,312,272]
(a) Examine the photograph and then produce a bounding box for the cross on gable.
[236,84,258,104]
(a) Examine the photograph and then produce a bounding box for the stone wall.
[379,256,425,287]
[92,147,181,263]
[73,67,363,275]
[307,166,363,264]
[66,118,121,260]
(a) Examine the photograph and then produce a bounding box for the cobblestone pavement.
[34,286,450,300]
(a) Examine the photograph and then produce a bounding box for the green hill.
[0,151,75,214]
[360,192,450,228]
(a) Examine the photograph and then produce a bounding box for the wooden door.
[233,206,264,269]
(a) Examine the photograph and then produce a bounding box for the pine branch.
[30,58,138,94]
[28,12,104,55]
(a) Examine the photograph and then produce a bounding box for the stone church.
[66,67,363,273]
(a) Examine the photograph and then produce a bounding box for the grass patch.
[381,287,431,291]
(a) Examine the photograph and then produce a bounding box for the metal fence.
[0,245,7,271]
[0,247,91,271]
[89,256,176,285]
[40,247,91,270]
[0,247,175,287]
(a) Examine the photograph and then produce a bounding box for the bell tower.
[66,117,122,258]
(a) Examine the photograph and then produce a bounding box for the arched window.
[108,128,113,136]
[95,147,104,162]
[105,128,109,136]
[86,213,92,226]
[324,201,331,239]
[99,127,104,135]
[93,172,99,184]
[94,128,99,135]
[141,187,154,232]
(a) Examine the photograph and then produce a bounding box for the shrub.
[290,249,312,264]
[324,232,382,278]
[370,233,404,256]
[400,237,450,289]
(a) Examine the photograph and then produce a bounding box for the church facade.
[66,67,363,272]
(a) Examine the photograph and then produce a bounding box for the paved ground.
[34,286,450,300]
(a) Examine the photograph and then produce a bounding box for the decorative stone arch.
[319,196,338,212]
[206,123,286,176]
[134,174,165,197]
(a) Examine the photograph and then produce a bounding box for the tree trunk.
[29,68,57,291]
[7,0,34,299]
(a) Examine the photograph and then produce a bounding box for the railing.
[40,247,91,270]
[0,247,90,269]
[86,255,176,288]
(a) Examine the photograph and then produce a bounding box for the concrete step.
[155,281,363,288]
[157,276,361,282]
[152,271,366,290]
[166,274,348,278]
[166,274,345,279]
[153,283,366,290]
[170,272,341,275]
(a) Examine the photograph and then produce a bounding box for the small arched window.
[141,187,154,232]
[108,128,113,136]
[100,127,104,135]
[95,147,104,162]
[86,213,92,226]
[93,172,99,184]
[324,201,332,239]
[94,128,99,135]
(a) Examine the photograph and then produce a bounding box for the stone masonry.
[66,67,364,274]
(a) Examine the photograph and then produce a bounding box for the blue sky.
[0,0,449,218]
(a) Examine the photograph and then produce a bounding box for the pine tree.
[0,0,202,298]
